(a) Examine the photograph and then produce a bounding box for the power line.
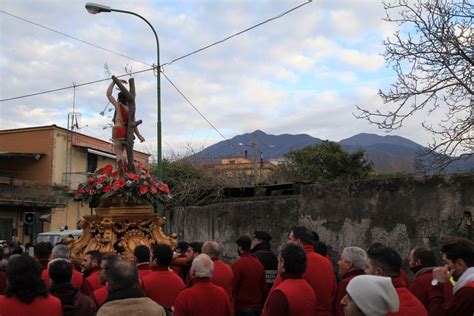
[162,0,312,66]
[161,71,239,152]
[0,10,151,67]
[0,1,312,102]
[0,67,154,102]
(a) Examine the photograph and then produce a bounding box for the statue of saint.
[106,75,145,172]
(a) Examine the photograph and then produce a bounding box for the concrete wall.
[165,173,474,262]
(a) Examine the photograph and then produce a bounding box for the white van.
[36,229,83,245]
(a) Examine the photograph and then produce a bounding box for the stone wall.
[165,173,474,262]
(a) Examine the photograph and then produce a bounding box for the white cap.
[346,275,399,316]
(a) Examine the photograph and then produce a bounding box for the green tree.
[279,141,373,182]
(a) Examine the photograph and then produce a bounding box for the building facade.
[0,125,149,243]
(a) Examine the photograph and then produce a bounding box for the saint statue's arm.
[106,81,118,106]
[112,75,134,102]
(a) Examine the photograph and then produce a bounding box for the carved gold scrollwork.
[69,211,176,263]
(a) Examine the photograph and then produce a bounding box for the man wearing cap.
[251,231,278,291]
[341,275,399,316]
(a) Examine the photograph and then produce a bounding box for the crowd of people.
[0,226,473,316]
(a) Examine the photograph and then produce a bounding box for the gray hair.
[191,254,214,278]
[52,244,70,259]
[202,241,220,259]
[342,246,368,270]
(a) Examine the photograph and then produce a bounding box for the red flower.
[97,176,107,183]
[111,170,119,178]
[112,178,125,190]
[139,185,149,195]
[102,186,112,192]
[157,183,170,195]
[150,186,158,194]
[97,164,113,176]
[126,173,139,181]
[88,177,95,184]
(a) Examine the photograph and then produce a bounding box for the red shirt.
[81,267,102,296]
[174,278,232,316]
[142,267,186,308]
[0,295,62,316]
[90,285,109,308]
[0,271,6,295]
[334,269,365,316]
[137,263,153,279]
[263,274,316,316]
[409,267,453,309]
[428,280,474,316]
[210,258,233,300]
[42,268,83,289]
[272,245,337,316]
[231,251,267,310]
[388,276,428,316]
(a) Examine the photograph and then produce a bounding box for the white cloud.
[0,0,439,158]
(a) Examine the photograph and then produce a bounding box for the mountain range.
[190,130,474,173]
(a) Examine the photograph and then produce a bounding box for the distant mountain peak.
[339,133,424,151]
[188,130,473,173]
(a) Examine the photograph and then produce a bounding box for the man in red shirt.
[174,254,231,316]
[81,250,102,296]
[407,246,452,309]
[428,238,474,316]
[134,245,152,279]
[182,242,203,285]
[142,243,185,311]
[0,254,62,316]
[90,254,119,308]
[335,246,367,316]
[366,246,427,316]
[41,244,83,289]
[202,241,233,300]
[263,244,316,316]
[273,226,336,316]
[171,241,189,280]
[232,235,267,316]
[34,242,53,270]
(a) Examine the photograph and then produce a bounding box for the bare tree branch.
[355,0,473,171]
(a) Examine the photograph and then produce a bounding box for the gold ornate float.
[70,163,175,262]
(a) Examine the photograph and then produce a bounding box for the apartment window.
[87,153,98,173]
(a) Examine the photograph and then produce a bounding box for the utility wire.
[0,67,154,102]
[0,10,151,67]
[162,0,312,66]
[0,1,311,102]
[161,71,239,151]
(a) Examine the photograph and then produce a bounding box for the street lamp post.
[239,132,260,187]
[85,3,163,214]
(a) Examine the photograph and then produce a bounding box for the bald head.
[106,259,138,292]
[191,254,214,278]
[202,241,220,259]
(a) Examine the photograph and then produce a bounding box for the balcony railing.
[0,177,68,207]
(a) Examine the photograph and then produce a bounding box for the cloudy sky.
[0,0,441,158]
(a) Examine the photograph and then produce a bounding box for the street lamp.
[85,3,163,214]
[238,133,261,187]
